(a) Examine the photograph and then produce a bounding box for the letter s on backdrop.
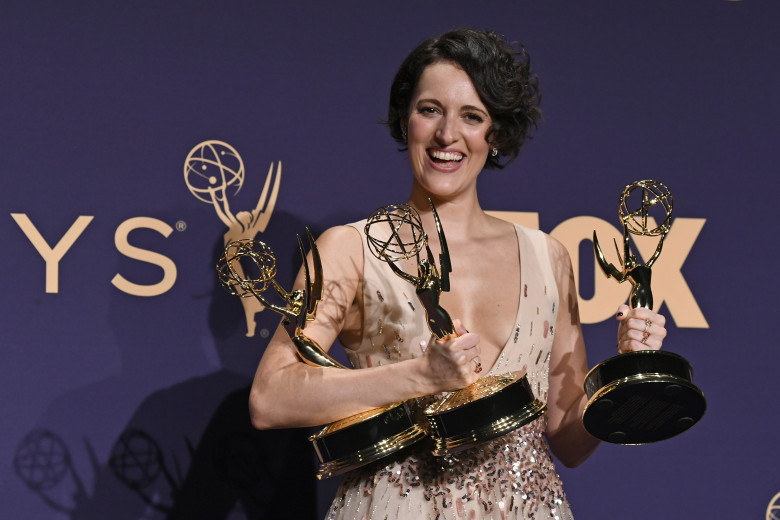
[111,217,177,297]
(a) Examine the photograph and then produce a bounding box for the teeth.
[430,150,463,162]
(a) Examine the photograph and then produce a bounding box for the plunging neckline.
[485,223,525,375]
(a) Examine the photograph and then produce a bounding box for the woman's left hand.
[615,304,667,353]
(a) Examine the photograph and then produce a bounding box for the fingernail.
[617,312,624,317]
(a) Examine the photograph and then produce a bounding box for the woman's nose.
[434,116,458,145]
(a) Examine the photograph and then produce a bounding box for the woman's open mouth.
[428,149,463,164]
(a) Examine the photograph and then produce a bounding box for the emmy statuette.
[584,180,706,444]
[365,200,546,456]
[217,231,427,478]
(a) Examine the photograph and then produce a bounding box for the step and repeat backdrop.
[2,2,778,519]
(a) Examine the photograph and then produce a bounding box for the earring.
[401,127,408,143]
[491,148,498,157]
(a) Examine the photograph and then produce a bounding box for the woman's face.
[406,61,491,200]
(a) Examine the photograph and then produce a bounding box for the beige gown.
[325,221,574,520]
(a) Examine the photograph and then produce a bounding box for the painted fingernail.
[617,312,624,317]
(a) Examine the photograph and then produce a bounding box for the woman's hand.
[615,304,667,353]
[420,319,482,393]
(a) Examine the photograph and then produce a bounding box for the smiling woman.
[248,28,669,520]
[387,29,542,170]
[405,62,493,199]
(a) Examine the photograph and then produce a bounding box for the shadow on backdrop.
[13,211,318,519]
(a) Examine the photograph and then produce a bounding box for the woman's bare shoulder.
[543,232,569,261]
[314,224,364,266]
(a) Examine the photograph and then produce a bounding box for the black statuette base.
[583,351,706,444]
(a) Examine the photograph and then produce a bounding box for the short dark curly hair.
[387,29,542,169]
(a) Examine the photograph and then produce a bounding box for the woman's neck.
[407,187,488,240]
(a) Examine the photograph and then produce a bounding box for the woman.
[249,29,666,519]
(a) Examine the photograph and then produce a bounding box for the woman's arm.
[543,236,668,467]
[543,236,600,468]
[249,225,481,430]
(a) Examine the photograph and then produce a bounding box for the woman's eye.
[418,106,439,115]
[465,113,484,123]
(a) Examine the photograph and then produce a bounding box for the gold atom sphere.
[619,180,673,236]
[365,204,427,262]
[217,239,277,297]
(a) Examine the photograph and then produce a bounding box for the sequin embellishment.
[403,291,416,311]
[328,418,570,519]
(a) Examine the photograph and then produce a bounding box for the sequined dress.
[325,221,574,520]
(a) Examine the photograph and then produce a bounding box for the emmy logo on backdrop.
[768,491,780,520]
[184,140,281,337]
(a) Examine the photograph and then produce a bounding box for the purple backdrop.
[2,1,778,518]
